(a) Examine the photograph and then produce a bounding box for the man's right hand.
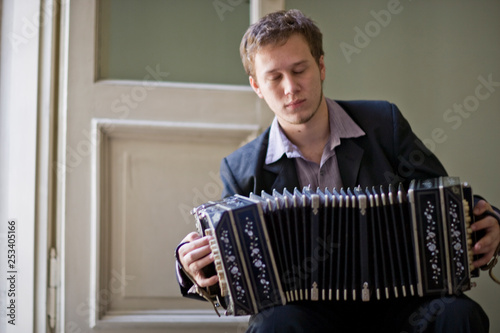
[178,232,219,288]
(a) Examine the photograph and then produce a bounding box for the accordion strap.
[483,242,500,285]
[488,260,500,285]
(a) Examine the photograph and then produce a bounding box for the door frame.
[0,0,61,332]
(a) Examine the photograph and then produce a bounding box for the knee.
[437,295,487,321]
[246,304,328,333]
[247,306,298,332]
[407,295,489,332]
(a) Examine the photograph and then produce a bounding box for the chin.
[286,115,315,125]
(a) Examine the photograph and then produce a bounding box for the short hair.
[239,9,324,78]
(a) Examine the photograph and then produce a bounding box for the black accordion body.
[192,177,480,316]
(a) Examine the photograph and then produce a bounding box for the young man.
[177,9,500,332]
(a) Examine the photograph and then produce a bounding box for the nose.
[282,73,300,96]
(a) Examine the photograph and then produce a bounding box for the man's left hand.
[471,200,500,268]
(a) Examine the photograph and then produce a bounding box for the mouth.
[285,99,306,109]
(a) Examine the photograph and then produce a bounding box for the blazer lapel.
[336,139,364,188]
[262,156,300,193]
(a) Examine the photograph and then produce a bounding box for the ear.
[319,55,326,81]
[249,76,264,99]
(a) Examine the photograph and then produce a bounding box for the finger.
[472,231,499,268]
[197,273,219,288]
[469,200,500,268]
[182,231,201,243]
[473,233,494,256]
[473,254,492,268]
[178,235,212,257]
[473,200,493,216]
[471,215,497,232]
[180,242,213,268]
[187,250,215,272]
[472,215,500,252]
[472,247,497,268]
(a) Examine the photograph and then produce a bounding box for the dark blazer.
[179,100,498,301]
[220,100,448,198]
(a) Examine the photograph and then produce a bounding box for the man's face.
[249,34,326,127]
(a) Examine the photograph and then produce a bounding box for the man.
[177,9,500,332]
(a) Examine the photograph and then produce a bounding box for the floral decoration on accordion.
[244,217,272,299]
[219,229,247,304]
[424,200,442,284]
[448,200,465,278]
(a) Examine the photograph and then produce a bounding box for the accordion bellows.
[192,177,480,316]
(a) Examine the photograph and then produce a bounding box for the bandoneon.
[192,177,481,316]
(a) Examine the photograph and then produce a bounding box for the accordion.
[192,177,481,316]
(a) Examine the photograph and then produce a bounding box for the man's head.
[240,9,324,79]
[241,10,327,129]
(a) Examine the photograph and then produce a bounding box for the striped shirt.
[265,98,365,190]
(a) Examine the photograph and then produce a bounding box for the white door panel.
[60,1,277,332]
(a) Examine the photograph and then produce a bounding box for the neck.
[280,97,329,164]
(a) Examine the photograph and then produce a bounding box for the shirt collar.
[265,98,365,165]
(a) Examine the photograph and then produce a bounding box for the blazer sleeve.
[391,102,448,183]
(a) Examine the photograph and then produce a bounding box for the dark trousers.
[247,295,488,333]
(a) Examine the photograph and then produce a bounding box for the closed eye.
[268,74,282,81]
[293,64,308,75]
